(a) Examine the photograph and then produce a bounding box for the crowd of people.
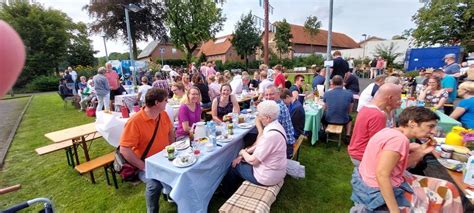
[57,49,473,212]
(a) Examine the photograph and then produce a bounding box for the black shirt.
[331,57,350,79]
[344,74,360,94]
[195,83,211,104]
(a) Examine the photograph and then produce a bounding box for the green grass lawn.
[0,93,354,212]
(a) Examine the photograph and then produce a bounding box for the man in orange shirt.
[120,88,175,213]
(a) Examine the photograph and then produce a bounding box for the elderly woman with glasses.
[417,76,448,110]
[450,81,474,129]
[221,100,287,195]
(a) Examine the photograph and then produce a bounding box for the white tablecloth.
[95,109,177,147]
[145,122,256,213]
[95,111,129,147]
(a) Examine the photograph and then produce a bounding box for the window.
[172,48,177,54]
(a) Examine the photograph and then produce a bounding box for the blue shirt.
[441,75,457,103]
[290,85,304,105]
[288,100,305,139]
[458,97,474,129]
[323,87,354,124]
[276,100,296,145]
[312,75,325,89]
[444,63,461,75]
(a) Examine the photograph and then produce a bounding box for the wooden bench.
[292,135,305,161]
[219,180,284,213]
[74,152,118,189]
[325,124,344,151]
[36,133,102,167]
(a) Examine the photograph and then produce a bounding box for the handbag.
[114,114,161,181]
[86,104,96,117]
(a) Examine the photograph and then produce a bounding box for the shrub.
[75,65,97,79]
[25,75,60,92]
[160,59,187,67]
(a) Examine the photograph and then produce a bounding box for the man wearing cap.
[443,53,461,76]
[433,68,457,115]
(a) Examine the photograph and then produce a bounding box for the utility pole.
[324,0,333,90]
[263,0,269,65]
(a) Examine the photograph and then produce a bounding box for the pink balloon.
[0,20,26,97]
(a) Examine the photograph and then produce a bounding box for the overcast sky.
[36,0,424,57]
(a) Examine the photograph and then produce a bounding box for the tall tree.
[374,42,403,68]
[0,2,73,87]
[164,0,226,64]
[67,22,97,67]
[304,15,321,54]
[409,0,473,51]
[232,12,261,69]
[84,0,168,59]
[274,19,293,59]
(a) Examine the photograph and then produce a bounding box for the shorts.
[110,89,121,100]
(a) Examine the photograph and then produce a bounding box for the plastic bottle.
[250,98,256,113]
[463,156,474,186]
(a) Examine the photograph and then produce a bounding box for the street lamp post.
[123,3,145,87]
[101,33,109,62]
[361,33,367,59]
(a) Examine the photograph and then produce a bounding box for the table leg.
[72,141,80,165]
[81,136,95,183]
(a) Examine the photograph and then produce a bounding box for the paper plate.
[173,155,197,168]
[237,123,253,129]
[217,135,233,143]
[173,139,190,150]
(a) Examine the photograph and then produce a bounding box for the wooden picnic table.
[44,123,101,182]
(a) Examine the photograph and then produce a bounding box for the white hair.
[257,100,280,121]
[385,76,400,85]
[97,67,106,74]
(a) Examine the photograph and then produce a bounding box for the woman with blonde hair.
[176,86,202,139]
[170,82,186,104]
[450,81,474,129]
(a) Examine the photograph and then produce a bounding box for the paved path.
[0,97,30,167]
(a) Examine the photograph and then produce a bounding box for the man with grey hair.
[68,66,78,94]
[264,85,296,158]
[223,100,287,195]
[384,76,400,85]
[443,53,460,76]
[93,67,110,112]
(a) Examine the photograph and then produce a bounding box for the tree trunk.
[186,51,193,65]
[245,54,249,70]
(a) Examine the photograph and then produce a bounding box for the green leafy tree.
[304,15,321,54]
[374,42,403,68]
[231,12,261,69]
[84,0,168,59]
[409,0,474,51]
[67,22,97,67]
[197,53,207,65]
[0,2,73,87]
[274,19,293,59]
[164,0,226,64]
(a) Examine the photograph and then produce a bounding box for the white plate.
[217,135,233,143]
[237,123,253,129]
[173,155,197,168]
[173,139,190,150]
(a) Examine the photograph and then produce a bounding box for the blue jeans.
[222,162,261,196]
[138,171,163,213]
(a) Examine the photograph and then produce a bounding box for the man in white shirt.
[68,66,78,94]
[258,71,273,101]
[230,72,243,95]
[357,75,386,111]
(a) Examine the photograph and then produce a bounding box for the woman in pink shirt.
[176,87,202,139]
[221,100,287,196]
[353,107,462,212]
